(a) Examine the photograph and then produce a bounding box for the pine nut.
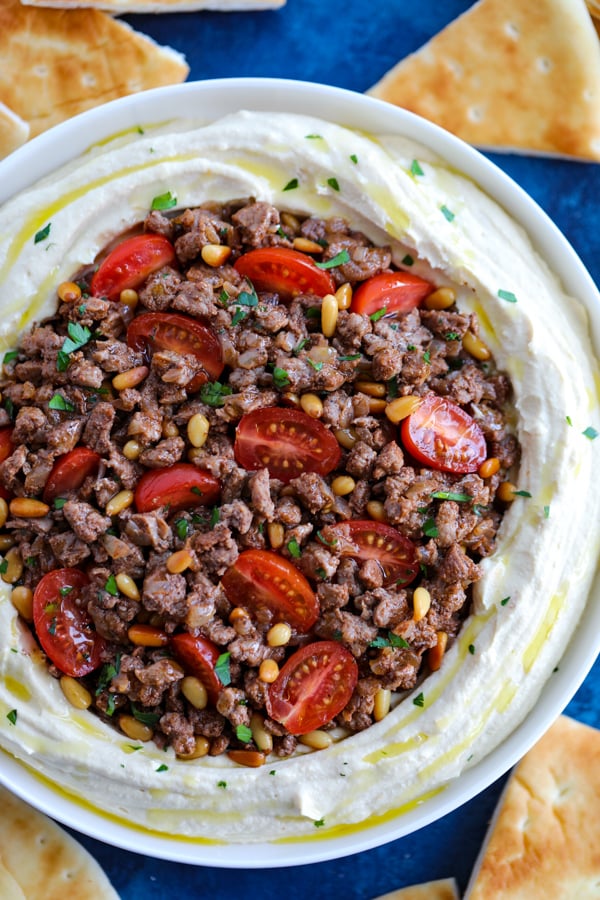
[9,497,49,518]
[181,676,208,710]
[112,366,149,391]
[57,281,82,303]
[122,439,142,461]
[127,624,169,647]
[331,475,356,496]
[424,287,456,310]
[413,586,431,622]
[367,398,387,414]
[60,675,92,710]
[106,490,134,516]
[267,522,285,550]
[187,413,210,448]
[366,500,387,523]
[336,282,352,310]
[177,735,210,759]
[11,586,33,621]
[250,712,273,752]
[166,549,193,574]
[163,421,179,439]
[119,289,139,309]
[373,688,392,722]
[201,243,231,267]
[293,237,323,254]
[259,659,280,683]
[462,330,491,361]
[479,457,500,479]
[229,607,251,637]
[115,573,140,601]
[118,714,154,742]
[267,622,292,647]
[0,535,14,551]
[227,749,266,768]
[428,631,449,672]
[0,498,7,529]
[299,393,323,418]
[281,212,300,230]
[1,548,22,584]
[335,428,357,450]
[385,395,422,424]
[321,294,339,338]
[299,729,332,750]
[282,391,300,407]
[497,481,517,503]
[355,380,386,398]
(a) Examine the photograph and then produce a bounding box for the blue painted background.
[64,1,600,895]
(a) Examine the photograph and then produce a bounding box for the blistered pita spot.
[33,64,48,77]
[81,73,97,87]
[536,57,554,74]
[504,21,520,39]
[446,59,463,78]
[467,106,484,122]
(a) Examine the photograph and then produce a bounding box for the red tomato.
[32,568,104,677]
[234,247,335,301]
[234,407,341,484]
[90,234,176,300]
[266,641,358,735]
[350,271,433,318]
[42,447,101,504]
[401,393,487,474]
[0,426,14,500]
[170,633,223,705]
[221,549,319,632]
[321,520,419,588]
[127,312,224,392]
[134,462,220,513]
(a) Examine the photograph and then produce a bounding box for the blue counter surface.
[61,1,600,895]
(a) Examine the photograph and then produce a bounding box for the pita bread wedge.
[371,878,460,900]
[0,0,188,140]
[586,1,600,18]
[368,0,600,162]
[465,715,600,899]
[0,785,119,899]
[0,102,29,160]
[21,0,285,10]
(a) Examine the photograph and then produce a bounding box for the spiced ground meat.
[0,199,519,762]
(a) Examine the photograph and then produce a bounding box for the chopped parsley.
[96,655,122,697]
[402,254,414,266]
[423,350,431,363]
[56,351,70,372]
[151,191,177,211]
[175,518,189,540]
[200,381,233,408]
[513,490,532,498]
[2,351,17,366]
[53,497,67,510]
[217,780,227,789]
[34,222,51,244]
[583,426,599,440]
[315,249,350,269]
[339,353,361,362]
[468,644,476,655]
[370,632,410,649]
[231,308,248,326]
[6,709,17,726]
[155,764,169,773]
[316,530,337,547]
[410,159,424,177]
[350,154,358,164]
[369,307,387,322]
[305,134,322,140]
[209,506,220,528]
[544,505,550,519]
[315,567,327,578]
[293,337,309,356]
[59,586,73,596]
[287,537,302,559]
[283,178,299,191]
[445,331,459,341]
[413,692,425,708]
[62,322,92,357]
[422,518,439,538]
[327,177,340,192]
[48,393,74,412]
[430,491,471,502]
[314,818,325,828]
[272,366,291,389]
[440,205,455,222]
[218,289,229,306]
[215,652,231,686]
[566,415,573,426]
[0,560,8,574]
[500,596,511,606]
[131,705,161,726]
[105,574,119,596]
[235,724,253,743]
[237,287,259,307]
[498,289,518,304]
[307,358,323,372]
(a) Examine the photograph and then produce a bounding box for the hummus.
[0,111,599,843]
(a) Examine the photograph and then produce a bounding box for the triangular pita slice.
[0,102,29,160]
[22,0,285,10]
[368,0,600,161]
[0,784,119,899]
[371,878,459,900]
[465,715,600,899]
[0,0,188,139]
[586,1,600,17]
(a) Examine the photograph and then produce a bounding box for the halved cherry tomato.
[0,426,14,500]
[350,271,433,318]
[234,247,336,301]
[266,641,358,735]
[221,549,319,632]
[127,311,224,392]
[401,393,486,474]
[90,234,176,300]
[234,407,341,484]
[320,520,419,588]
[42,447,101,504]
[170,633,223,705]
[32,568,104,677]
[134,462,220,513]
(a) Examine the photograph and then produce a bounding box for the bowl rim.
[1,76,599,868]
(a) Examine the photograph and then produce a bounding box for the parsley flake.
[2,351,17,366]
[445,331,459,341]
[131,705,161,726]
[544,505,550,519]
[369,307,387,323]
[327,177,340,192]
[215,652,231,686]
[500,596,511,606]
[513,490,532,498]
[56,350,70,372]
[175,518,189,540]
[235,724,253,743]
[498,289,518,304]
[410,159,424,177]
[350,154,358,164]
[402,254,414,266]
[314,818,325,828]
[440,205,455,222]
[231,308,248,326]
[339,353,361,362]
[6,709,17,726]
[305,134,323,140]
[283,178,299,191]
[287,537,302,559]
[209,506,220,528]
[307,358,323,372]
[34,223,51,244]
[151,191,177,211]
[583,426,599,440]
[48,393,74,412]
[293,337,309,356]
[272,366,291,389]
[422,518,439,538]
[315,249,350,270]
[105,574,119,596]
[156,764,169,773]
[413,693,425,708]
[430,491,471,502]
[217,780,227,789]
[53,497,67,510]
[566,415,573,426]
[237,288,259,307]
[200,381,233,408]
[317,530,337,547]
[468,644,476,655]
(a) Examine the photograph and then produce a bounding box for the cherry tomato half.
[127,312,224,392]
[234,247,336,301]
[170,633,223,705]
[32,568,104,677]
[234,407,341,484]
[350,271,433,318]
[90,234,176,301]
[401,393,487,474]
[266,641,358,735]
[320,520,419,588]
[221,549,319,632]
[42,447,101,504]
[134,462,220,514]
[0,426,14,500]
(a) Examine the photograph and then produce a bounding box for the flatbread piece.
[21,0,285,10]
[368,0,600,161]
[465,715,600,899]
[371,878,459,900]
[0,102,29,160]
[0,0,188,139]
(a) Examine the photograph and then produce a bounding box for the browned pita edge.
[0,101,29,159]
[0,0,188,139]
[465,715,600,899]
[586,1,600,18]
[21,0,285,10]
[367,0,600,162]
[370,877,460,900]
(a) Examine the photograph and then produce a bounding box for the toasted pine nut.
[177,735,210,760]
[366,500,387,523]
[367,397,387,414]
[11,586,33,621]
[106,490,134,516]
[201,243,232,267]
[112,366,149,392]
[0,498,7,529]
[163,421,179,439]
[0,535,14,552]
[57,281,82,303]
[115,573,140,601]
[281,211,300,230]
[428,631,449,672]
[331,475,356,496]
[267,522,285,550]
[167,549,193,574]
[373,688,392,722]
[424,287,456,310]
[497,481,517,503]
[127,624,169,647]
[229,606,249,623]
[299,729,332,750]
[181,676,208,710]
[1,548,22,584]
[336,282,352,310]
[293,237,323,254]
[355,380,386,398]
[259,659,280,683]
[9,497,49,518]
[187,413,210,448]
[479,457,500,479]
[462,330,491,361]
[267,622,292,647]
[385,395,422,424]
[413,586,431,622]
[119,714,154,742]
[299,393,323,419]
[119,289,139,309]
[282,391,300,407]
[122,439,142,461]
[335,428,357,450]
[227,749,266,768]
[250,712,273,752]
[60,675,92,710]
[321,294,339,338]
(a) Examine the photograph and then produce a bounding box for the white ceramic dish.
[0,77,599,867]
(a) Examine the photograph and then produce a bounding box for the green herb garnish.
[217,780,227,789]
[369,307,387,322]
[156,764,169,773]
[175,518,189,540]
[350,154,358,164]
[430,491,471,502]
[339,353,361,362]
[315,249,350,270]
[500,596,511,606]
[413,693,425,708]
[2,351,17,366]
[402,254,414,266]
[583,426,599,440]
[6,709,17,726]
[105,574,119,596]
[235,724,253,743]
[283,178,299,191]
[272,366,291,389]
[513,490,532,497]
[316,530,337,547]
[468,644,476,655]
[293,338,309,356]
[307,358,323,372]
[410,159,424,176]
[200,381,233,408]
[53,498,67,510]
[151,191,177,211]
[48,393,74,412]
[327,177,340,192]
[231,308,248,326]
[131,705,161,726]
[314,818,325,828]
[34,223,51,244]
[215,652,231,686]
[498,289,518,304]
[287,537,302,559]
[422,518,439,538]
[440,205,455,222]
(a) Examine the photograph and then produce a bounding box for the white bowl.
[1,77,599,867]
